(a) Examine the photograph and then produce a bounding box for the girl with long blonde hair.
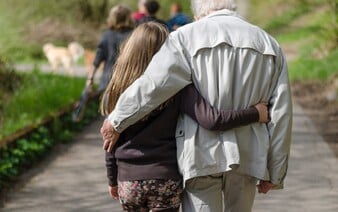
[101,22,168,115]
[101,22,269,211]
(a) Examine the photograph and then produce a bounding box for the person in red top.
[100,22,269,212]
[132,0,147,22]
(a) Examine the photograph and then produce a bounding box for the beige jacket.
[108,9,292,188]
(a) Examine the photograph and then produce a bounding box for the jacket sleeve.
[267,49,293,189]
[108,32,192,132]
[180,84,259,130]
[93,32,107,68]
[105,151,118,187]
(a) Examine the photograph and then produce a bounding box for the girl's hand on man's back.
[254,102,269,123]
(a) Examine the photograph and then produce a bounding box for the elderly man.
[101,0,292,211]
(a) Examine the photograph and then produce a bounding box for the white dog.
[42,42,84,76]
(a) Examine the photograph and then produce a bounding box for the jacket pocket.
[175,115,185,175]
[175,114,185,139]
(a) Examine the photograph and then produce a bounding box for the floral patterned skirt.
[118,179,183,212]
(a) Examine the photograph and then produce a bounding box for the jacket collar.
[205,9,242,20]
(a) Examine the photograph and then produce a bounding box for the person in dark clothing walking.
[89,5,134,93]
[72,5,134,122]
[100,22,269,212]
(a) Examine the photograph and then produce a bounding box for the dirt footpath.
[1,104,338,212]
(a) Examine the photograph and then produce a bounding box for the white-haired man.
[101,0,292,211]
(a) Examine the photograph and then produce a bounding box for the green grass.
[0,6,25,61]
[274,25,321,43]
[250,0,338,81]
[0,70,86,140]
[264,5,310,34]
[289,49,338,80]
[0,1,47,62]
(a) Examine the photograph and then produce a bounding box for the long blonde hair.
[101,22,169,115]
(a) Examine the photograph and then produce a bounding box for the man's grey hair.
[191,0,237,18]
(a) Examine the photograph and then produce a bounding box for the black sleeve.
[105,150,118,187]
[93,33,107,68]
[180,84,259,131]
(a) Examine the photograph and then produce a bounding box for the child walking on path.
[72,5,134,122]
[100,22,269,212]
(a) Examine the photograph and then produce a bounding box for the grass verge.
[251,0,337,81]
[0,70,86,140]
[0,98,100,198]
[0,60,101,198]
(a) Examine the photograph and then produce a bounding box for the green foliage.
[0,0,192,62]
[274,25,321,43]
[265,5,310,34]
[289,49,338,80]
[0,98,99,189]
[0,57,22,130]
[250,0,337,81]
[283,4,337,81]
[0,70,85,140]
[0,57,22,94]
[0,61,99,188]
[0,126,53,182]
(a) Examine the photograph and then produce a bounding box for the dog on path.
[42,42,84,76]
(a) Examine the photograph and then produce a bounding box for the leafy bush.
[0,126,53,186]
[0,46,100,192]
[0,98,99,190]
[0,57,22,96]
[0,57,22,130]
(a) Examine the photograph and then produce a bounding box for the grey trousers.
[182,170,257,212]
